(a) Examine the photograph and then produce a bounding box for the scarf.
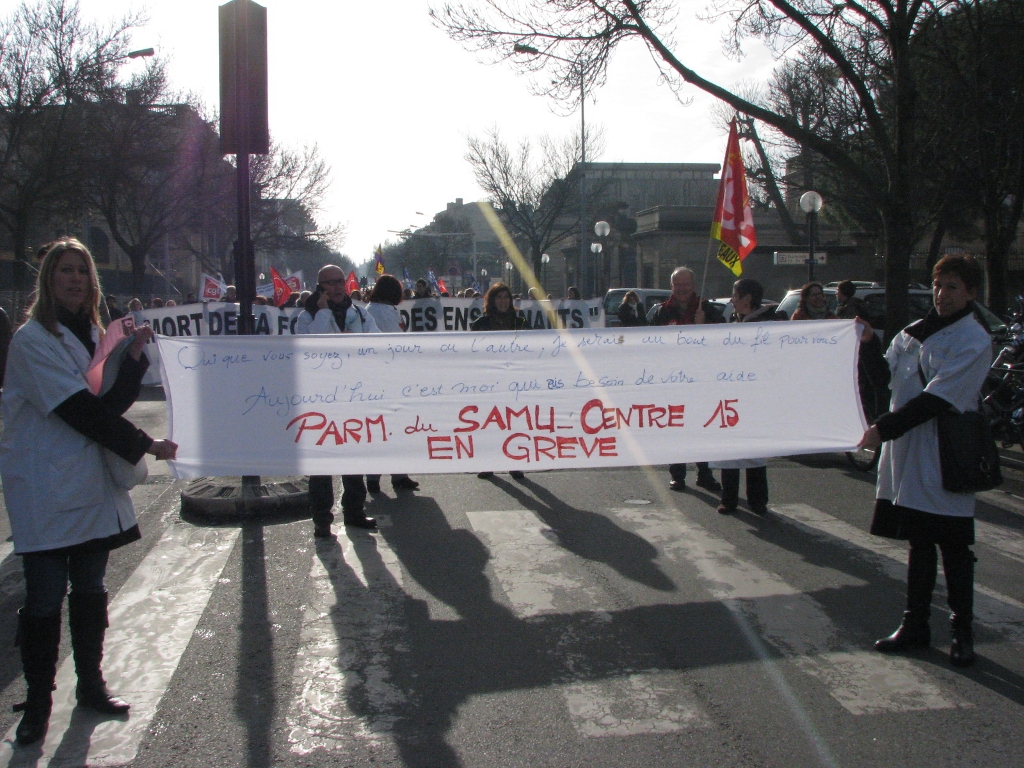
[56,305,96,356]
[304,291,354,330]
[905,303,975,343]
[803,303,831,320]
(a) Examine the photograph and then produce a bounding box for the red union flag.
[711,119,757,276]
[201,273,226,300]
[270,267,291,307]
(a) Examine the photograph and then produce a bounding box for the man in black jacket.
[649,266,725,493]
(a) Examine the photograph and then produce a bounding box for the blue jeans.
[22,549,109,617]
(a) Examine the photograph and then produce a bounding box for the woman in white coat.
[364,274,419,493]
[0,240,177,745]
[860,255,992,667]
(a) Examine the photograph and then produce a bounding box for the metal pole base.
[180,476,311,522]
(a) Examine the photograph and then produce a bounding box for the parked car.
[776,285,1007,339]
[603,288,671,327]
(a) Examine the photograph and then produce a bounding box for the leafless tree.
[431,0,973,334]
[0,0,143,288]
[466,125,605,278]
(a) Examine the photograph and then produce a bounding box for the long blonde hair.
[29,238,103,335]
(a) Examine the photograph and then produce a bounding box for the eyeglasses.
[320,279,345,287]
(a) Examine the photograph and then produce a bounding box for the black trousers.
[720,466,768,508]
[308,475,366,526]
[906,538,975,621]
[669,462,714,483]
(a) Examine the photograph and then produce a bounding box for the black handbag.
[919,363,1002,493]
[935,409,1002,493]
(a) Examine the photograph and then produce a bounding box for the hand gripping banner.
[158,320,866,478]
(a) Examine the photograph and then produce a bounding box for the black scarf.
[304,291,353,330]
[905,302,975,343]
[56,306,96,356]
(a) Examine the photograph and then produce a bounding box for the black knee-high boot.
[876,541,936,651]
[943,544,976,667]
[13,609,62,745]
[68,591,129,714]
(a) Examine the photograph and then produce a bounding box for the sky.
[3,0,779,268]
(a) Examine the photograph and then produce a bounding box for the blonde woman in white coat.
[1,240,176,744]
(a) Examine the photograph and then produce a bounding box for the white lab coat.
[0,319,137,553]
[295,302,379,335]
[876,311,992,517]
[366,302,403,333]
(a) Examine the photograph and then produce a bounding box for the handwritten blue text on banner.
[157,320,865,478]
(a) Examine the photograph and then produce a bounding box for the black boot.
[944,544,976,668]
[13,609,61,745]
[874,610,931,651]
[68,592,130,715]
[876,541,936,652]
[949,613,976,667]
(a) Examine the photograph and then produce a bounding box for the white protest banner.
[132,299,605,384]
[157,320,865,478]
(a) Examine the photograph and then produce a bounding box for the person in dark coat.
[648,267,725,493]
[710,278,787,515]
[471,283,527,479]
[617,290,646,326]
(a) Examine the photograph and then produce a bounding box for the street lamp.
[505,260,513,290]
[799,191,824,283]
[590,242,603,297]
[594,220,610,295]
[541,253,550,291]
[513,43,588,300]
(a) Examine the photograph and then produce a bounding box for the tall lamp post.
[513,43,587,298]
[505,260,514,292]
[594,220,610,295]
[541,252,550,293]
[590,242,602,296]
[799,191,823,283]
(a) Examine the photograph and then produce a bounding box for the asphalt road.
[1,397,1024,767]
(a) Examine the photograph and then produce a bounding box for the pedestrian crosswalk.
[2,481,1024,764]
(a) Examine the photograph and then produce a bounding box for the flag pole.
[699,238,716,303]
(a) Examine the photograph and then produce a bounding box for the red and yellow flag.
[711,119,757,276]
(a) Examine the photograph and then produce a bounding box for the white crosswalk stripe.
[286,529,409,756]
[613,506,969,715]
[0,522,239,767]
[467,510,709,737]
[773,503,1024,640]
[7,488,1024,760]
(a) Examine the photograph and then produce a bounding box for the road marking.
[287,531,408,756]
[0,521,239,766]
[975,491,1024,565]
[467,510,709,737]
[466,510,610,617]
[614,506,967,715]
[773,503,1024,641]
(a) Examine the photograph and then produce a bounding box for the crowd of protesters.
[0,240,991,750]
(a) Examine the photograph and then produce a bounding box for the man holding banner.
[649,266,725,494]
[298,264,380,536]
